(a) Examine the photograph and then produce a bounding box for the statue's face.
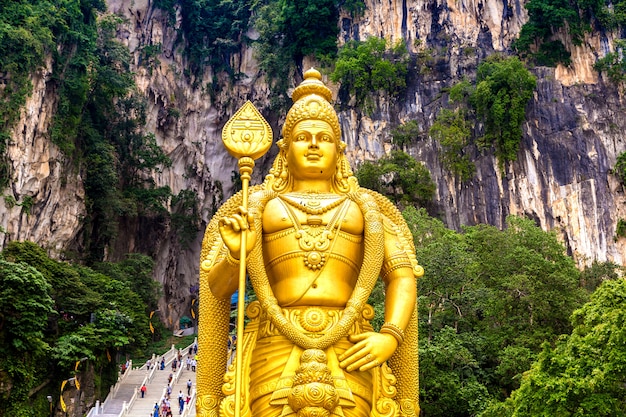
[286,120,338,182]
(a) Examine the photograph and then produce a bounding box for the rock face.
[1,0,625,326]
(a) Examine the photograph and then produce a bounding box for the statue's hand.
[218,206,257,259]
[338,332,398,372]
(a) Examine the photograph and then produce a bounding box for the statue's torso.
[262,192,364,307]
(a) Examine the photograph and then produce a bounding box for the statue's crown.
[283,68,340,142]
[291,68,333,103]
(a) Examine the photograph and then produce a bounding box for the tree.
[482,279,626,416]
[252,0,340,109]
[429,108,475,181]
[331,37,409,111]
[471,56,536,165]
[0,260,54,354]
[403,209,588,415]
[356,150,435,207]
[0,259,54,415]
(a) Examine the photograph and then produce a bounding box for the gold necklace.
[278,194,348,216]
[287,191,340,199]
[277,198,351,271]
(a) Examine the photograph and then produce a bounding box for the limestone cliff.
[1,0,624,326]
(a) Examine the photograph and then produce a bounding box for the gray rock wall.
[2,0,624,326]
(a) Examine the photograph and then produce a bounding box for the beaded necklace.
[277,194,348,216]
[276,197,351,271]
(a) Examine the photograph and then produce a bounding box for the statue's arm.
[379,216,418,335]
[207,205,258,300]
[206,254,240,300]
[339,216,418,372]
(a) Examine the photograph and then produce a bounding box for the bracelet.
[225,252,240,267]
[380,322,404,344]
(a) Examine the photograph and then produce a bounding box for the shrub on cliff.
[331,37,409,112]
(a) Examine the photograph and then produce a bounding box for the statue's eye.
[321,135,332,142]
[295,134,306,142]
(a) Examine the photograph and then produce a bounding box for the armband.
[381,254,413,281]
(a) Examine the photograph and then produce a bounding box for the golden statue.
[197,69,423,417]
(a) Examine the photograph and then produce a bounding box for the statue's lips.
[306,153,321,160]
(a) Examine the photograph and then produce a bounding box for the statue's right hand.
[218,206,257,259]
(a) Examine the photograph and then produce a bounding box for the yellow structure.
[197,69,423,417]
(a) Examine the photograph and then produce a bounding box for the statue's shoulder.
[248,187,277,210]
[353,188,424,278]
[352,188,403,222]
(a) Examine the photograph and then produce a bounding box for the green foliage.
[0,1,53,186]
[338,0,366,17]
[513,0,582,65]
[252,0,340,109]
[514,0,626,66]
[331,37,409,111]
[577,0,626,28]
[0,260,54,354]
[612,150,626,184]
[616,218,626,240]
[0,0,104,187]
[153,0,252,77]
[92,253,161,310]
[431,56,535,171]
[1,194,34,214]
[390,120,421,148]
[1,241,160,414]
[429,108,475,181]
[0,245,68,413]
[171,189,201,248]
[534,40,573,67]
[140,43,162,74]
[402,207,589,415]
[356,150,435,207]
[59,14,173,261]
[2,241,101,323]
[420,327,490,417]
[366,280,386,331]
[594,39,626,84]
[487,279,626,416]
[579,261,623,292]
[3,2,179,261]
[471,56,536,165]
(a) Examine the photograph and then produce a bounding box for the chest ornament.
[277,194,351,271]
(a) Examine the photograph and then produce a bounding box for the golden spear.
[218,101,272,417]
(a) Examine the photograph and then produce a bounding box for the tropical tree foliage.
[514,0,626,66]
[431,56,535,169]
[356,150,435,207]
[402,208,600,416]
[331,37,409,111]
[471,56,537,164]
[0,241,160,414]
[252,0,342,109]
[429,108,474,181]
[482,278,626,416]
[594,39,626,84]
[153,0,253,77]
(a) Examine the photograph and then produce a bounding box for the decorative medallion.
[299,307,329,333]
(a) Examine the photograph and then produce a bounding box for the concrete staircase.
[86,341,197,417]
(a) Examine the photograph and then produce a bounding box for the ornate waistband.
[248,301,375,339]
